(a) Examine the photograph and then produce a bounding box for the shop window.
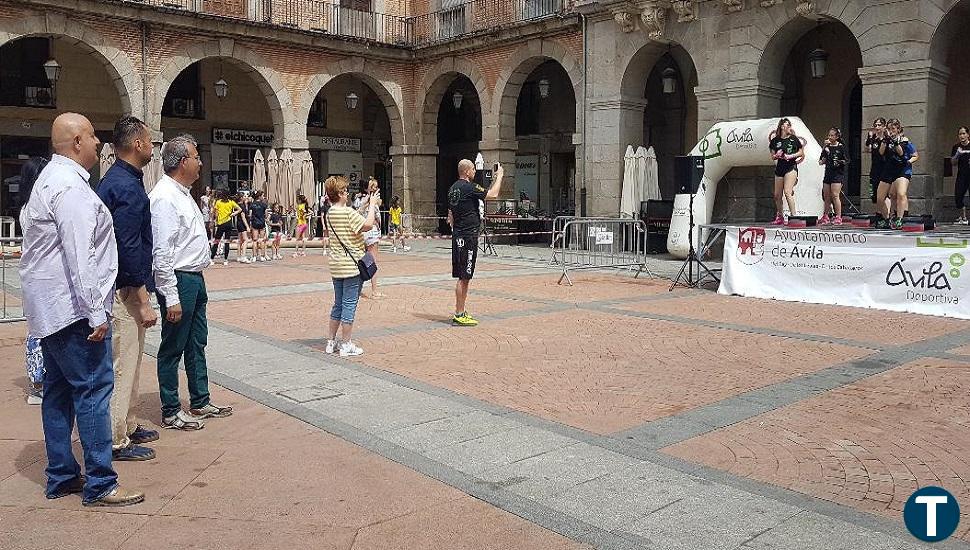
[162,64,206,120]
[308,97,327,128]
[0,38,54,108]
[229,146,257,193]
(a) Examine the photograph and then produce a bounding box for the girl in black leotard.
[952,126,970,225]
[877,119,918,229]
[865,117,887,205]
[768,118,804,224]
[819,127,849,225]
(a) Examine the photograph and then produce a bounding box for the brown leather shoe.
[82,486,145,507]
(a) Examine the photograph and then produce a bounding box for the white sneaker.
[237,257,247,264]
[292,252,299,258]
[324,339,339,354]
[392,247,398,253]
[339,341,363,357]
[299,252,306,257]
[403,246,411,252]
[222,260,229,266]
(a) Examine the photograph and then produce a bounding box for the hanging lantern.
[537,78,550,99]
[661,67,677,94]
[808,48,828,79]
[214,78,229,99]
[452,90,463,110]
[43,58,61,84]
[345,91,359,110]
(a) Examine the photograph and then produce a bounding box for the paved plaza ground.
[1,242,969,549]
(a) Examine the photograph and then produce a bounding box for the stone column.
[389,144,439,232]
[583,95,646,216]
[723,80,785,120]
[859,61,950,216]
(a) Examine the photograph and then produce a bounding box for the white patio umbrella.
[619,145,637,217]
[641,146,661,201]
[143,143,163,193]
[99,143,115,177]
[265,149,279,205]
[252,149,266,196]
[299,151,314,196]
[279,148,295,210]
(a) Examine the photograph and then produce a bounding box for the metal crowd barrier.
[1,237,24,323]
[550,215,631,265]
[556,218,648,285]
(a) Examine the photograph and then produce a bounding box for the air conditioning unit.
[171,98,195,117]
[24,87,54,107]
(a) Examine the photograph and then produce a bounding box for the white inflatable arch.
[667,117,824,258]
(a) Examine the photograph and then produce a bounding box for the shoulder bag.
[327,211,378,282]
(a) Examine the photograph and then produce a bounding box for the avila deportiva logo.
[885,252,965,305]
[736,227,766,265]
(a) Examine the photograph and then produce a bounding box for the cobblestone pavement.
[2,241,969,549]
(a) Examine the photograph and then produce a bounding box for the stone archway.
[0,12,142,117]
[150,40,295,146]
[417,56,490,146]
[297,57,407,148]
[490,40,581,144]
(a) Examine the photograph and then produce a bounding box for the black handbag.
[327,213,378,282]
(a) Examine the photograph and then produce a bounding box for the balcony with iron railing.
[113,0,572,47]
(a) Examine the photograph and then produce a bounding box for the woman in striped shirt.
[324,175,378,357]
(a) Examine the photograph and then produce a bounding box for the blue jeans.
[331,276,363,324]
[41,320,118,502]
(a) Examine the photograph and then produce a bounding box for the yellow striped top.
[326,206,366,279]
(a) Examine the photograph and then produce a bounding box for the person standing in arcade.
[768,118,803,225]
[865,117,888,207]
[952,126,970,225]
[818,127,849,225]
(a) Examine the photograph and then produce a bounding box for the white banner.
[720,226,970,319]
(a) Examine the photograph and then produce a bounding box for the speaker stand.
[669,190,718,290]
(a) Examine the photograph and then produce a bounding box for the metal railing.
[556,218,648,286]
[1,237,24,323]
[113,0,570,46]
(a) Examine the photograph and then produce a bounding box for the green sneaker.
[452,312,479,326]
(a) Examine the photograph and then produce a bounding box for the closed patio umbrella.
[252,149,266,195]
[265,149,279,205]
[279,148,295,210]
[143,143,163,193]
[641,146,661,202]
[619,145,637,217]
[99,143,115,177]
[299,151,314,197]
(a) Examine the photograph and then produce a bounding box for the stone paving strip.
[144,323,967,550]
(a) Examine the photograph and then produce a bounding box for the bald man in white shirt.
[19,113,144,507]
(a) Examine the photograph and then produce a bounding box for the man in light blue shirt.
[19,113,144,507]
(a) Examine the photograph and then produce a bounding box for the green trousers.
[157,271,210,418]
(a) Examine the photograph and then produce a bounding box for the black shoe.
[47,475,85,499]
[129,425,159,445]
[113,444,156,462]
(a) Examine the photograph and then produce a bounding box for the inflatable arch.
[667,117,825,259]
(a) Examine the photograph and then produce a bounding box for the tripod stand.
[669,187,718,290]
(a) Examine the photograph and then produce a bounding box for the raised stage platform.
[696,222,970,319]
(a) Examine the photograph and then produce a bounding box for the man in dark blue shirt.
[96,115,159,462]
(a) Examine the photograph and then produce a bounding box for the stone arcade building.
[0,0,967,226]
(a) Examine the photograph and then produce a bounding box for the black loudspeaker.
[474,168,493,187]
[674,155,705,194]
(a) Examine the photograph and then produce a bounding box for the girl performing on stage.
[768,118,804,225]
[818,127,849,225]
[876,118,918,229]
[953,126,970,225]
[865,117,887,206]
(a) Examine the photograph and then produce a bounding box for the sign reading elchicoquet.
[720,226,970,319]
[212,128,274,147]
